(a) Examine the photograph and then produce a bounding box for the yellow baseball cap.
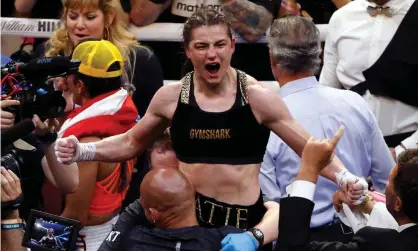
[71,39,123,78]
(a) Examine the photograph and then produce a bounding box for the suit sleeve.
[274,197,367,251]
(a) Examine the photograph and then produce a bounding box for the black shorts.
[195,192,266,230]
[195,192,272,250]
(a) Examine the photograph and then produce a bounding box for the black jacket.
[274,197,418,251]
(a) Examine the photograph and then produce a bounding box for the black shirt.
[141,0,277,81]
[123,225,243,251]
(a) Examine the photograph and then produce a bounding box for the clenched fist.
[55,135,81,164]
[54,135,96,164]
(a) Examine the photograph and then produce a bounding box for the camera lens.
[0,150,23,177]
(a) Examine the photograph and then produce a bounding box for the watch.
[248,228,264,247]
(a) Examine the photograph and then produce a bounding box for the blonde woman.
[45,0,163,119]
[42,0,163,210]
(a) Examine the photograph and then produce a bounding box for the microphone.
[1,57,80,79]
[1,119,35,147]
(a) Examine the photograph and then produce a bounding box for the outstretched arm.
[55,86,175,164]
[248,84,344,183]
[247,83,367,201]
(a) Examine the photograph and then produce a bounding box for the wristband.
[76,142,97,162]
[2,222,24,230]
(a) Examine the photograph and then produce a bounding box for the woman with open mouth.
[55,9,367,251]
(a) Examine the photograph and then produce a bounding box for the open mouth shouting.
[205,63,220,77]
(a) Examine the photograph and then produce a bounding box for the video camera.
[1,57,80,121]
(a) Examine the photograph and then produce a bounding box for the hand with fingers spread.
[1,167,22,203]
[1,99,20,130]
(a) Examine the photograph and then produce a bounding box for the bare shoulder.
[245,74,276,104]
[245,74,289,124]
[148,81,182,120]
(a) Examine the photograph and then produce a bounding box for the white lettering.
[105,231,121,242]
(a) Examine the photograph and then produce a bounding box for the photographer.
[1,167,26,251]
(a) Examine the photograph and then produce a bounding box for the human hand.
[52,77,74,112]
[221,232,259,251]
[336,172,369,205]
[32,114,59,136]
[301,126,345,174]
[1,167,22,203]
[1,99,20,130]
[333,190,351,213]
[55,135,94,164]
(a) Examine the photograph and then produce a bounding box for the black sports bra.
[170,70,270,165]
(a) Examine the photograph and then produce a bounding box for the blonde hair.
[46,0,143,89]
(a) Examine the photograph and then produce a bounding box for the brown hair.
[182,8,232,46]
[397,148,418,169]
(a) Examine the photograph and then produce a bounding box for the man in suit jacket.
[274,128,418,251]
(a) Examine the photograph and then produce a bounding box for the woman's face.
[66,7,107,46]
[185,24,235,86]
[65,75,83,105]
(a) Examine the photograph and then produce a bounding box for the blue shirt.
[259,76,394,228]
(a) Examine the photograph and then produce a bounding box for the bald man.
[119,168,244,251]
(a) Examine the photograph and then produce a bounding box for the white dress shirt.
[259,77,394,228]
[289,180,417,233]
[319,0,418,137]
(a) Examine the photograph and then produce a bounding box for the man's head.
[66,39,124,105]
[385,149,418,224]
[267,16,321,84]
[139,168,196,228]
[148,128,179,169]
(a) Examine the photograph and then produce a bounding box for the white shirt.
[289,180,417,233]
[319,0,418,137]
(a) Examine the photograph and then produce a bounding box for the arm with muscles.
[55,87,173,165]
[59,137,100,226]
[1,168,26,251]
[130,0,171,26]
[220,0,273,42]
[248,84,368,203]
[275,127,366,251]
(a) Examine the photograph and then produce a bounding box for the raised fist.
[54,135,80,164]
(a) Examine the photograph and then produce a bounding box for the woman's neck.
[194,67,236,96]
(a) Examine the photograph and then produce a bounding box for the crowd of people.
[1,0,417,251]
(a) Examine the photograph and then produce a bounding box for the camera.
[1,57,80,122]
[22,210,81,251]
